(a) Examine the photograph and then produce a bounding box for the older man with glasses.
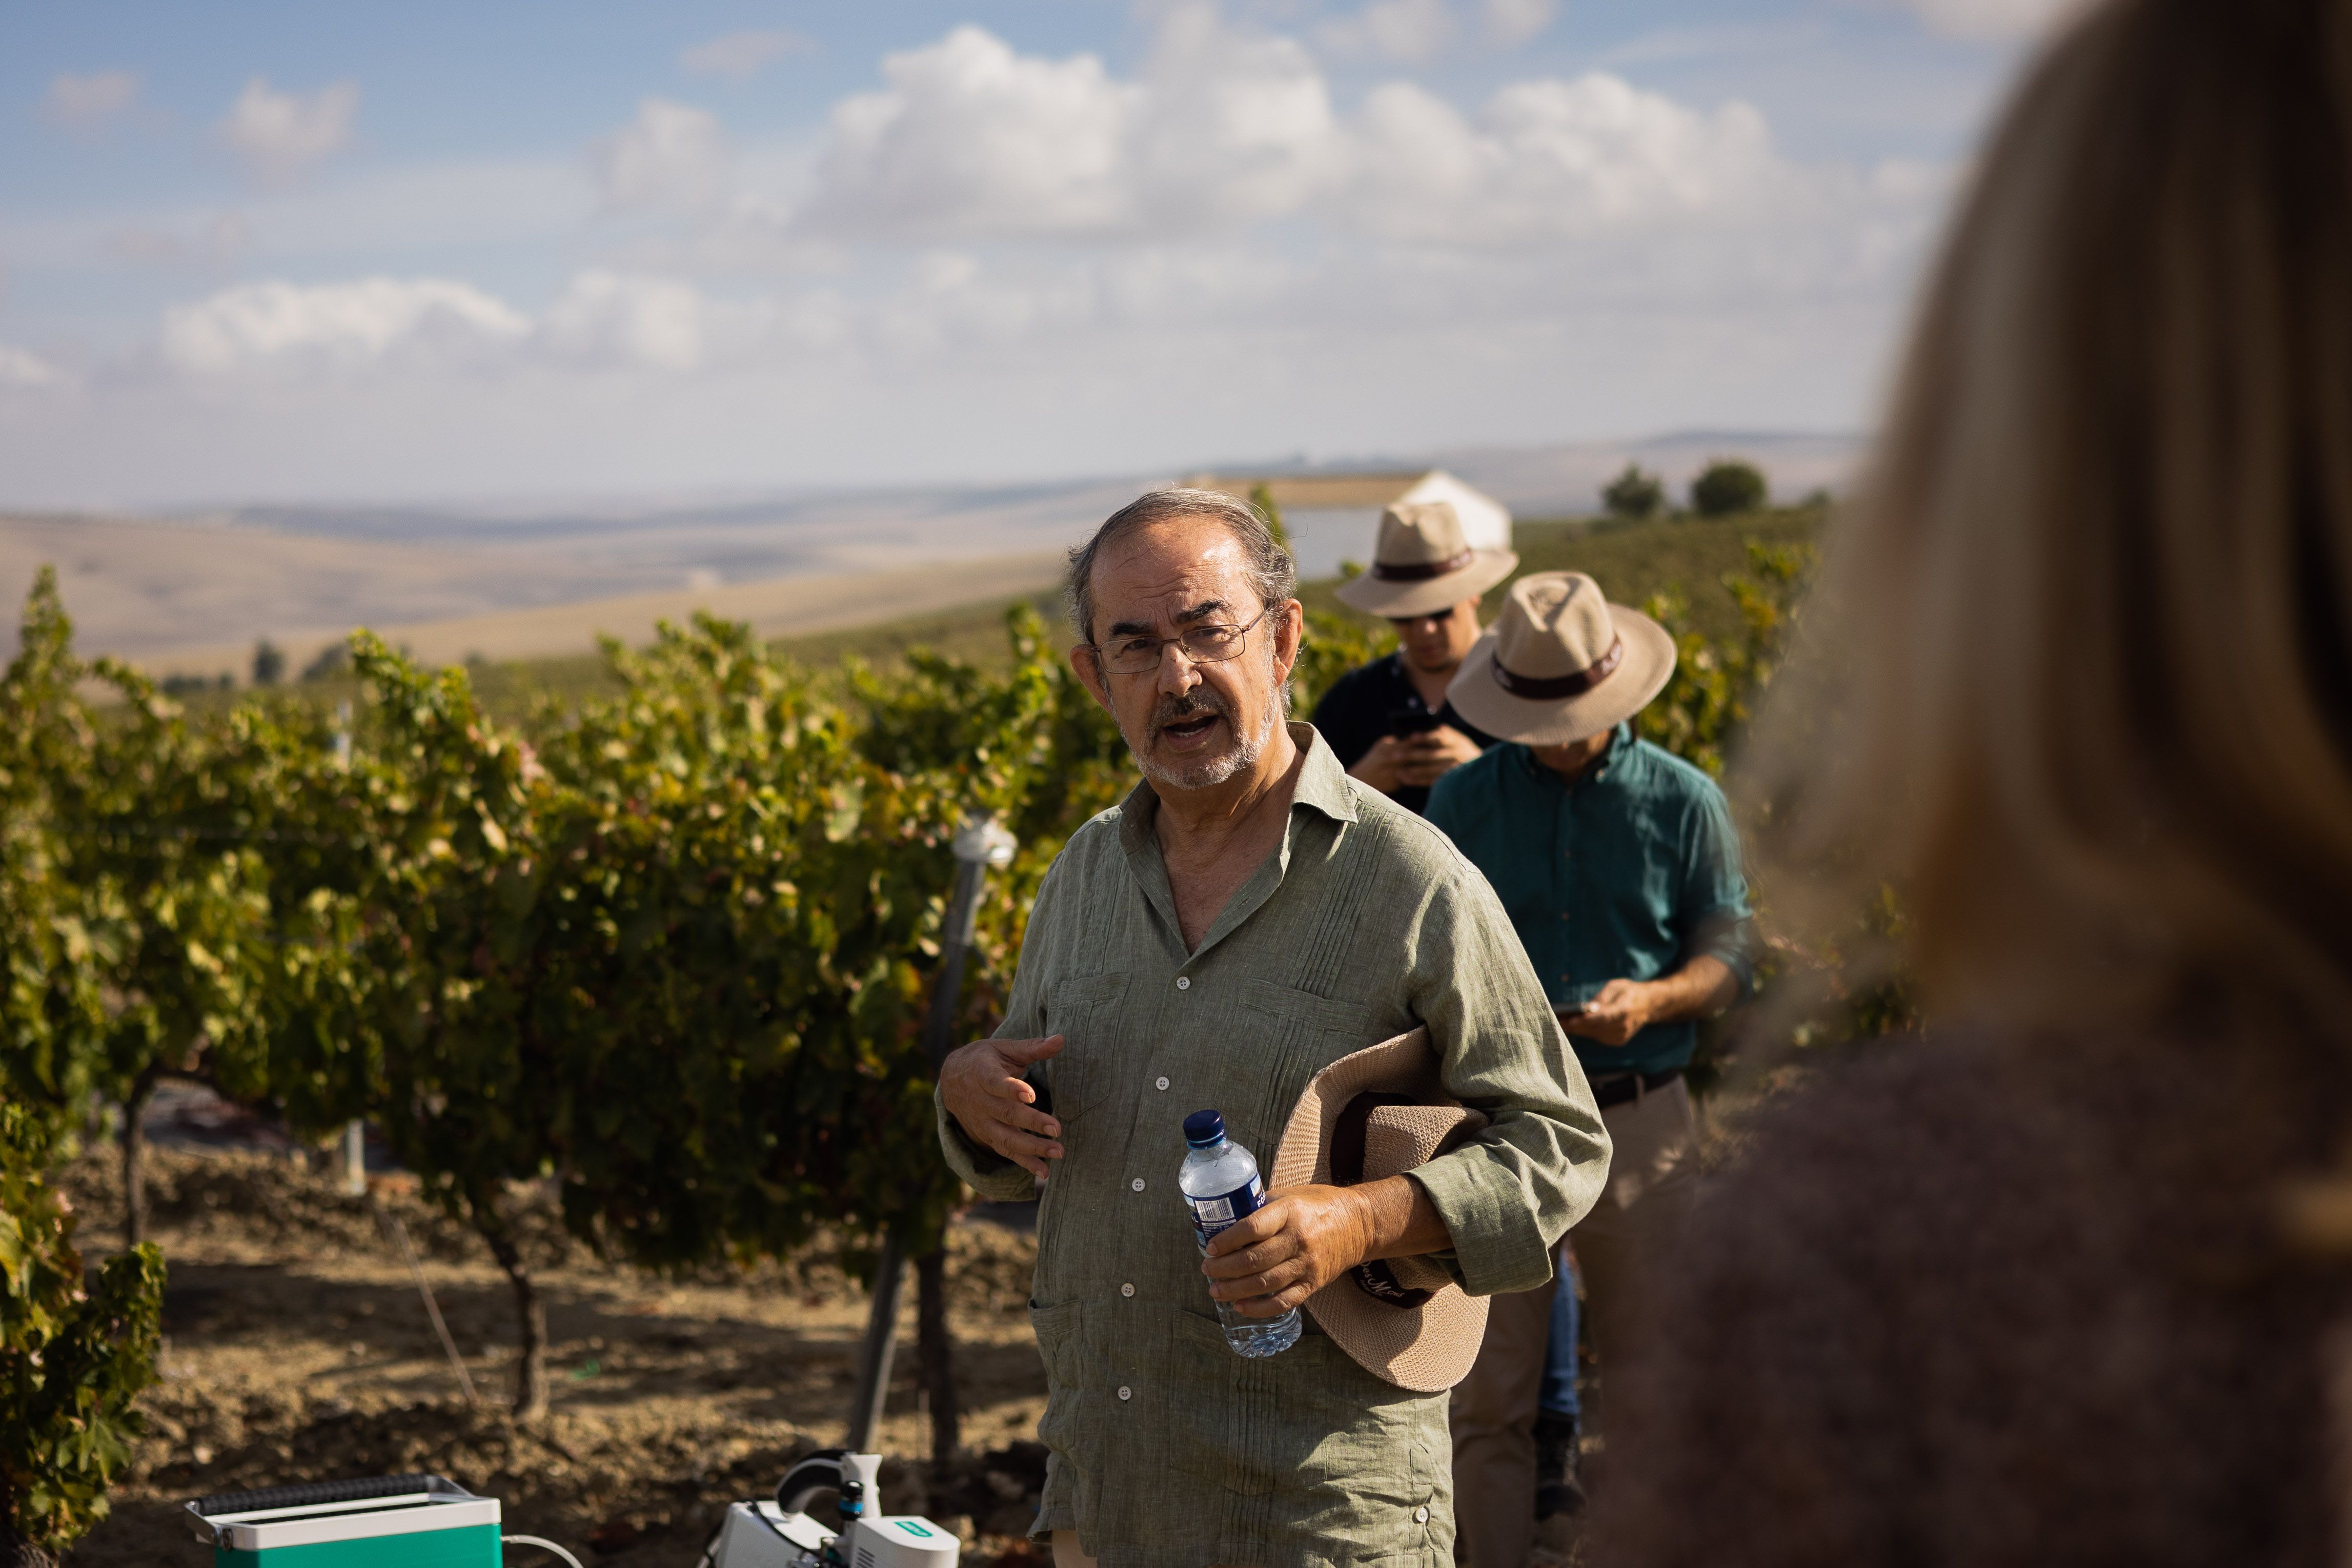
[935,488,1607,1568]
[1310,502,1515,816]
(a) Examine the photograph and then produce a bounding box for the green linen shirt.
[936,724,1610,1568]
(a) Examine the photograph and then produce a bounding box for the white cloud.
[1896,0,2082,40]
[159,276,527,375]
[592,98,728,211]
[1482,0,1558,46]
[0,345,58,389]
[540,271,714,370]
[796,18,1338,239]
[220,78,359,180]
[787,21,1799,248]
[43,70,141,129]
[1319,0,1457,63]
[1343,73,1791,242]
[679,28,813,79]
[802,27,1137,238]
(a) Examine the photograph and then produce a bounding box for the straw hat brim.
[1443,603,1677,746]
[1333,549,1518,618]
[1270,1028,1491,1393]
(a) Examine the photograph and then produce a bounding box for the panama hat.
[1444,571,1676,746]
[1333,501,1519,619]
[1269,1027,1491,1392]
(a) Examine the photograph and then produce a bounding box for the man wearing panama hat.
[1427,571,1756,1568]
[1312,501,1517,814]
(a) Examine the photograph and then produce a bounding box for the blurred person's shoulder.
[1680,1028,2312,1273]
[1599,1028,2348,1567]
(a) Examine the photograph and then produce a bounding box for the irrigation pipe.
[374,1202,480,1405]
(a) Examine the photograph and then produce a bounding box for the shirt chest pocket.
[1043,971,1129,1124]
[1238,979,1371,1141]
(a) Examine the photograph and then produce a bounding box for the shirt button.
[1155,1076,1170,1091]
[1117,1385,1133,1401]
[1121,1282,1136,1297]
[1130,1177,1146,1192]
[1414,1505,1429,1523]
[1175,976,1191,991]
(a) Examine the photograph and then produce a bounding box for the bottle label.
[1187,1173,1265,1247]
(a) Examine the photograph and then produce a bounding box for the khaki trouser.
[1449,1075,1698,1568]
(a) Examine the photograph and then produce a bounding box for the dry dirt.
[57,1147,1056,1568]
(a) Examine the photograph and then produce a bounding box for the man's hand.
[940,1035,1065,1182]
[1201,1175,1449,1317]
[1562,958,1739,1048]
[1562,978,1654,1046]
[1348,726,1483,795]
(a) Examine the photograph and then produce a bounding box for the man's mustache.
[1147,690,1230,738]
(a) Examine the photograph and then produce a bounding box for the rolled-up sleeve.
[1681,787,1758,998]
[1401,861,1612,1297]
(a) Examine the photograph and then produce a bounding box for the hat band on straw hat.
[1333,1093,1436,1310]
[1489,634,1624,701]
[1372,549,1474,582]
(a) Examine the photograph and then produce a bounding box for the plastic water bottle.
[1180,1109,1303,1359]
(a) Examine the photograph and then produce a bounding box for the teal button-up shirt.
[1425,724,1756,1078]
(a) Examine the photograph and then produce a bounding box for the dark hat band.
[1372,548,1474,582]
[1333,1092,1438,1311]
[1489,633,1624,701]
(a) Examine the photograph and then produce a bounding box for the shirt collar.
[1116,719,1356,855]
[1512,722,1635,791]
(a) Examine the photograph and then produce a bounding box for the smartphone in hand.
[1389,707,1444,740]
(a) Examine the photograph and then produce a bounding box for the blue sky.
[0,0,2060,507]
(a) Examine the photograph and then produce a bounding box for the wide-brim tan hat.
[1270,1027,1490,1392]
[1445,570,1676,746]
[1334,500,1518,619]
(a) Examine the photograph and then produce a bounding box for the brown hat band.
[1490,634,1624,700]
[1372,549,1474,582]
[1333,1093,1436,1311]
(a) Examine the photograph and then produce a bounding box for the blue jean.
[1537,1247,1581,1431]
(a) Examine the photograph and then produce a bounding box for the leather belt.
[1590,1068,1681,1109]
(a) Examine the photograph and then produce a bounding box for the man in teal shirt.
[1425,570,1754,1568]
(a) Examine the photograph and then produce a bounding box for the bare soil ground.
[57,1148,1055,1568]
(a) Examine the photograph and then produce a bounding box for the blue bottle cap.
[1183,1110,1225,1148]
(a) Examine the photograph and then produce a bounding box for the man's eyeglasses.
[1083,607,1272,676]
[1387,606,1457,628]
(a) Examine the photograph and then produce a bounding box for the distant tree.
[250,639,285,686]
[1249,483,1293,556]
[1691,459,1769,518]
[1601,463,1666,520]
[299,643,350,682]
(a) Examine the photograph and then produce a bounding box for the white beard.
[1131,687,1282,792]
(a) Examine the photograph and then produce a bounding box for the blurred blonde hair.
[1747,0,2352,1041]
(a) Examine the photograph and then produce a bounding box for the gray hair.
[1066,487,1299,644]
